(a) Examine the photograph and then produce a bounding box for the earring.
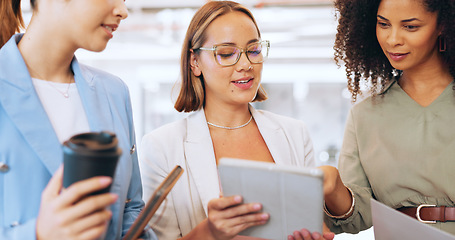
[439,35,447,52]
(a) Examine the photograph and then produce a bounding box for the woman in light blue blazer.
[0,0,156,239]
[139,2,334,240]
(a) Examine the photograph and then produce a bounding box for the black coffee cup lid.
[64,131,120,153]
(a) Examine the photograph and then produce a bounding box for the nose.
[114,0,129,20]
[386,27,403,47]
[236,50,253,71]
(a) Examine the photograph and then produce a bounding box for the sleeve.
[139,132,183,240]
[0,219,37,240]
[121,88,157,240]
[302,122,316,168]
[324,109,374,234]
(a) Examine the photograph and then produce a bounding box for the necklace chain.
[207,115,253,130]
[45,80,71,98]
[26,64,73,98]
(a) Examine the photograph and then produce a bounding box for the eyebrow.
[377,15,422,23]
[218,39,260,46]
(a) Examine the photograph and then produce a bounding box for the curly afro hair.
[334,0,455,102]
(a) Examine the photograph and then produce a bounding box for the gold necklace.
[207,115,253,130]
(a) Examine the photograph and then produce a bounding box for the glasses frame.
[196,40,270,67]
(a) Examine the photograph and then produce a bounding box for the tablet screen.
[218,158,324,239]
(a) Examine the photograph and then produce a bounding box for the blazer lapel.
[72,59,114,132]
[0,35,61,174]
[251,106,294,166]
[184,110,220,216]
[181,107,295,215]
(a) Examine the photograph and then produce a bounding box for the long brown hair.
[174,1,268,113]
[0,0,28,47]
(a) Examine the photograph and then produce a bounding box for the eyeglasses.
[196,40,270,66]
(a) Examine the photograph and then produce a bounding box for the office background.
[22,0,374,239]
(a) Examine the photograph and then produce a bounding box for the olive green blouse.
[326,80,455,235]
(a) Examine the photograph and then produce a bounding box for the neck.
[18,18,76,83]
[399,52,452,90]
[204,102,252,128]
[400,67,452,92]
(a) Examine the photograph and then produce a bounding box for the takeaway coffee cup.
[62,131,122,195]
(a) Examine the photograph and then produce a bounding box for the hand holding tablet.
[218,158,324,240]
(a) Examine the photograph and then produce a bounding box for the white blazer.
[139,106,315,240]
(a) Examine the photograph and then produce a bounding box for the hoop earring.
[439,35,447,52]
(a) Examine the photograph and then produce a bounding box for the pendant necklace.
[46,80,71,98]
[27,64,73,98]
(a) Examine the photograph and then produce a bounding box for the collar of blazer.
[0,34,114,174]
[183,105,293,216]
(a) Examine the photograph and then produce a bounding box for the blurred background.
[21,0,373,238]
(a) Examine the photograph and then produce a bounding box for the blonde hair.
[174,1,267,113]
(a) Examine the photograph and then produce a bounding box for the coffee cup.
[62,131,122,195]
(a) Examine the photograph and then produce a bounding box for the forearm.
[324,173,353,218]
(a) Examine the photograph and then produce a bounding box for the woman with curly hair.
[294,0,455,236]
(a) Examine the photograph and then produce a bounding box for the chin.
[239,94,257,104]
[89,45,108,52]
[389,63,408,72]
[84,41,109,52]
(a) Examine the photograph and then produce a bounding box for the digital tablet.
[218,158,324,239]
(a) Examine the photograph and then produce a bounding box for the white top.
[32,78,90,143]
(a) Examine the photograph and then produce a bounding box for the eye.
[247,48,262,56]
[217,52,236,59]
[216,47,238,59]
[404,25,420,31]
[377,21,389,28]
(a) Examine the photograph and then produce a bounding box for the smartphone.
[123,165,183,240]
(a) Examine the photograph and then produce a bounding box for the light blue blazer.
[0,34,156,240]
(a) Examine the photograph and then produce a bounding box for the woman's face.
[376,0,441,72]
[192,11,263,108]
[58,0,128,52]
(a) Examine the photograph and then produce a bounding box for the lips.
[388,52,409,61]
[101,24,118,38]
[232,77,254,90]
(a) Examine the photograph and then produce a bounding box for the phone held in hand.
[123,165,184,240]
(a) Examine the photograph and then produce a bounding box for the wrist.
[324,186,355,219]
[324,169,347,203]
[204,218,218,240]
[181,219,217,240]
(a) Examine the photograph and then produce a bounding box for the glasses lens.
[247,42,268,63]
[215,46,240,66]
